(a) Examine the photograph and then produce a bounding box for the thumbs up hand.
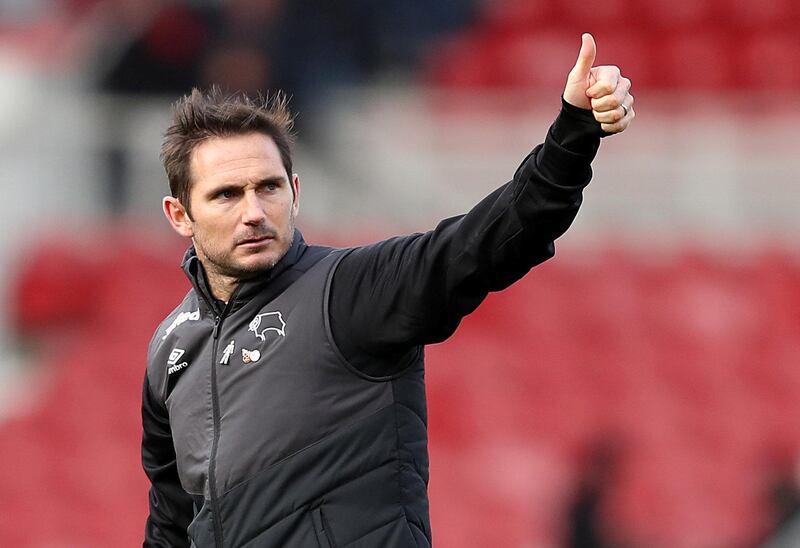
[563,33,634,135]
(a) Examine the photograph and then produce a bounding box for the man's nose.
[241,192,266,225]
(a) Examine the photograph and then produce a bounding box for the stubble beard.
[197,214,295,285]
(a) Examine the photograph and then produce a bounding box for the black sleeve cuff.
[549,97,605,155]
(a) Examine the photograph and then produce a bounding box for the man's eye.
[218,190,234,199]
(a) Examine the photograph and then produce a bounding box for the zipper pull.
[212,316,221,338]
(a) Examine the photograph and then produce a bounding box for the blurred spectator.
[100,1,218,95]
[757,447,800,547]
[97,0,476,104]
[566,439,625,548]
[96,0,281,212]
[92,0,477,212]
[199,0,281,96]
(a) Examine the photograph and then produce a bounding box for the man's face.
[175,132,299,281]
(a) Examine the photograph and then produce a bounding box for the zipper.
[208,314,224,547]
[206,286,243,548]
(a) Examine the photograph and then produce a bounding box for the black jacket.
[142,100,604,547]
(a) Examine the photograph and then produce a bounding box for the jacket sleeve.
[329,100,604,374]
[142,372,193,547]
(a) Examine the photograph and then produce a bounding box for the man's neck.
[206,272,238,303]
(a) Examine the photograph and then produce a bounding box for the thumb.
[570,33,596,80]
[563,33,597,109]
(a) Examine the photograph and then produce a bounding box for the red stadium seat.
[740,31,800,89]
[425,0,800,91]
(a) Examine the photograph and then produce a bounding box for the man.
[142,33,633,547]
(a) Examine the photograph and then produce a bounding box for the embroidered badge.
[242,348,261,364]
[220,340,235,365]
[248,311,286,341]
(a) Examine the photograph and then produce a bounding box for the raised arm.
[329,34,633,376]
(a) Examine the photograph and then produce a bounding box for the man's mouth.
[236,235,274,247]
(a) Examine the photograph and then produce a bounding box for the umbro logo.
[167,348,190,375]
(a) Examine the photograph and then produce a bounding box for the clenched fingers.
[590,76,631,112]
[593,92,634,124]
[600,103,635,134]
[586,65,621,99]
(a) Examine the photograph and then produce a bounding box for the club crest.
[248,311,286,341]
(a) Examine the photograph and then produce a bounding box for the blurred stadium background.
[0,0,799,546]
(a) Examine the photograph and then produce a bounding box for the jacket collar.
[181,229,307,314]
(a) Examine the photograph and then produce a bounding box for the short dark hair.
[160,86,296,216]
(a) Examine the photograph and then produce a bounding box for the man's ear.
[291,174,300,218]
[163,197,194,238]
